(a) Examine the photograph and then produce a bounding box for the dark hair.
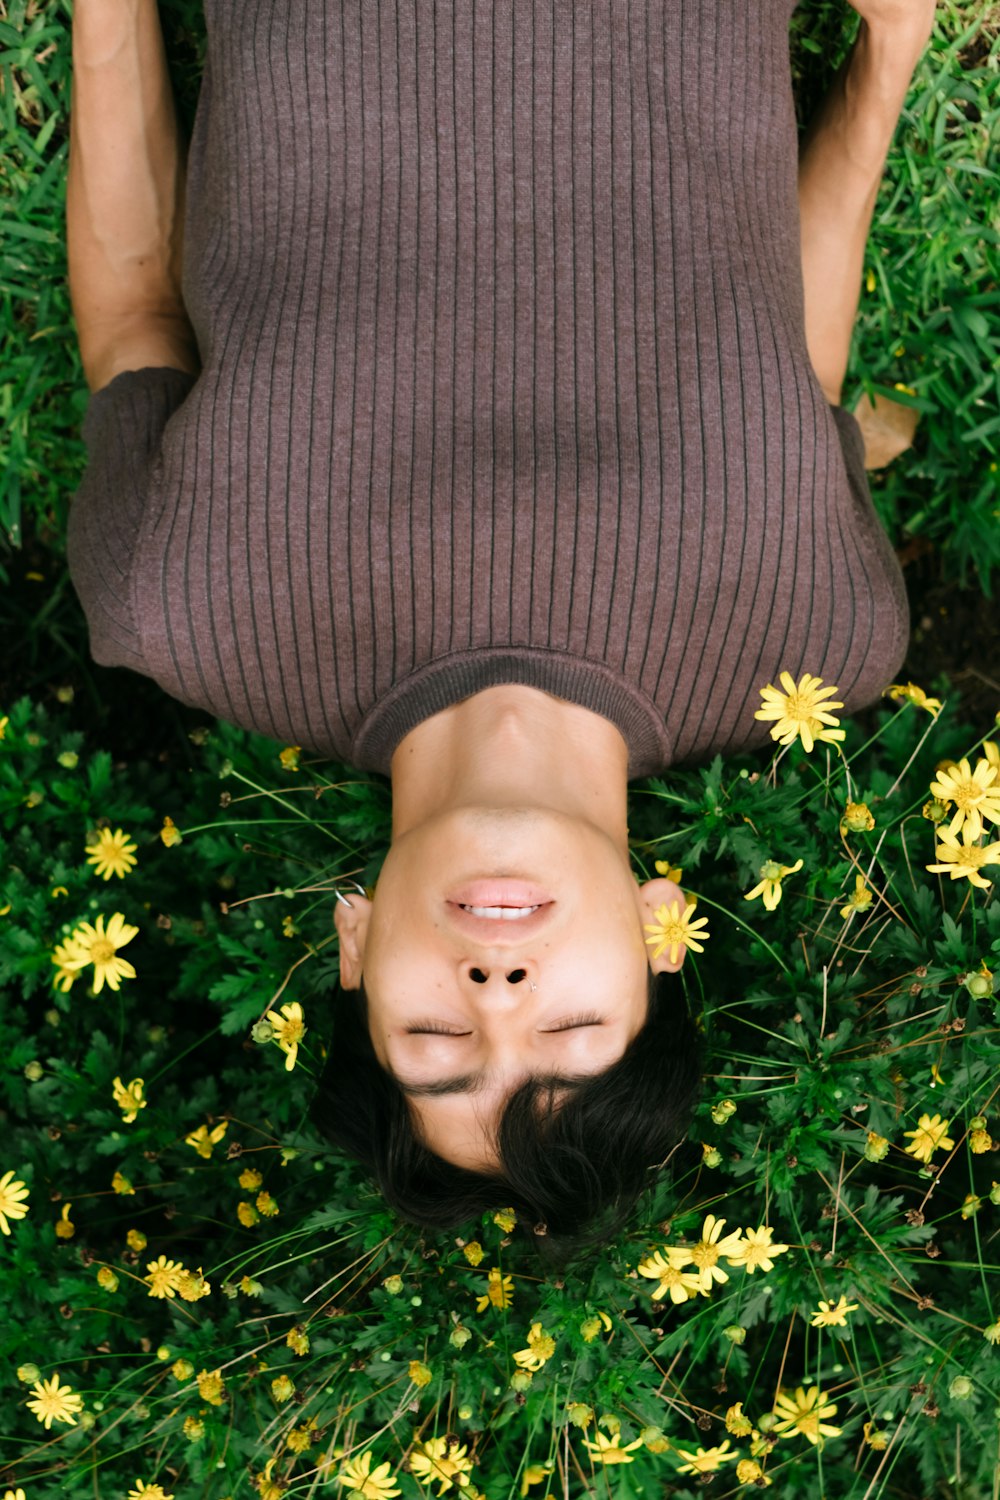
[309,969,703,1259]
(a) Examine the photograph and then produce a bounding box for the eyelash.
[405,1013,603,1035]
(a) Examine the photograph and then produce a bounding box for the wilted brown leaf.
[852,392,921,471]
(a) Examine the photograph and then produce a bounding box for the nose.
[463,962,533,988]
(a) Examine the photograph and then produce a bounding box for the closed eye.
[405,1013,604,1035]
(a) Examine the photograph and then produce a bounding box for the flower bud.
[756,1412,777,1432]
[271,1374,295,1403]
[960,1194,982,1218]
[450,1324,473,1349]
[966,972,994,1000]
[710,1099,737,1125]
[510,1370,533,1392]
[983,1323,1000,1345]
[17,1364,41,1384]
[840,801,875,834]
[736,1459,764,1484]
[24,1060,43,1081]
[921,799,949,825]
[970,1130,992,1155]
[948,1376,973,1401]
[251,1019,275,1044]
[156,1346,172,1362]
[702,1145,723,1167]
[641,1426,669,1453]
[382,1275,404,1295]
[566,1403,594,1429]
[96,1266,119,1292]
[458,1404,473,1420]
[79,1410,96,1431]
[864,1132,889,1162]
[172,1359,194,1381]
[723,1325,747,1345]
[184,1416,205,1442]
[991,1182,1000,1206]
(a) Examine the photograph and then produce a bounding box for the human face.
[334,807,684,1170]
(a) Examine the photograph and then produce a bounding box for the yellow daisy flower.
[840,873,873,920]
[725,1403,754,1437]
[654,861,684,882]
[61,912,139,994]
[512,1322,557,1370]
[264,1000,306,1071]
[519,1463,553,1496]
[51,935,85,992]
[929,757,1000,841]
[84,826,139,880]
[462,1241,484,1266]
[24,1372,84,1429]
[744,858,804,912]
[144,1255,188,1299]
[884,682,942,715]
[725,1225,790,1274]
[673,1440,738,1474]
[772,1385,842,1446]
[902,1112,954,1164]
[4,1488,28,1500]
[196,1368,226,1405]
[0,1169,30,1235]
[475,1267,514,1312]
[686,1214,746,1290]
[112,1076,147,1124]
[810,1295,859,1327]
[754,671,846,753]
[636,1247,706,1304]
[127,1483,175,1500]
[409,1437,475,1494]
[337,1450,403,1500]
[184,1120,229,1158]
[580,1431,644,1466]
[926,824,1000,890]
[643,900,710,964]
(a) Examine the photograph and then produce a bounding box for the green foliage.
[2,682,1000,1498]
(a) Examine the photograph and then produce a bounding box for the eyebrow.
[395,1069,599,1098]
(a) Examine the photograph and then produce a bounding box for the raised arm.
[797,5,936,407]
[66,0,200,392]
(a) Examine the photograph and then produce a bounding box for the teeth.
[461,905,539,919]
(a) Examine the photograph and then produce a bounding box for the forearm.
[797,21,929,405]
[66,0,195,360]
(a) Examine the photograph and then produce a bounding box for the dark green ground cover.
[1,3,999,1497]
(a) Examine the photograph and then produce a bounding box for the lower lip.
[447,880,554,908]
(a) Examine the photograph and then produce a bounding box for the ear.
[636,876,690,975]
[333,893,373,990]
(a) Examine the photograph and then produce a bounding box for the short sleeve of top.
[66,366,198,672]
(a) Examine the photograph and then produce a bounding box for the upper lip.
[445,901,556,944]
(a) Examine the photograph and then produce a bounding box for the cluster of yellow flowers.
[636,1214,789,1304]
[924,746,1000,889]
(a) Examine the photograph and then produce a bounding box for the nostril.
[470,968,488,984]
[507,969,527,984]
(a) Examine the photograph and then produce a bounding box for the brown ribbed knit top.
[67,0,910,778]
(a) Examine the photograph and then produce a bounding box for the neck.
[389,685,631,843]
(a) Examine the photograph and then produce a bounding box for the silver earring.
[334,880,368,909]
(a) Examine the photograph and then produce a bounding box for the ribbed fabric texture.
[67,0,909,778]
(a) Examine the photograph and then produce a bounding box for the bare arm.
[797,17,933,406]
[66,0,200,391]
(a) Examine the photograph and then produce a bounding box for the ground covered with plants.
[2,1,999,1498]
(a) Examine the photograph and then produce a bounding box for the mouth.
[445,900,555,943]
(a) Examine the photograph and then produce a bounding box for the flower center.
[691,1243,719,1269]
[90,939,116,964]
